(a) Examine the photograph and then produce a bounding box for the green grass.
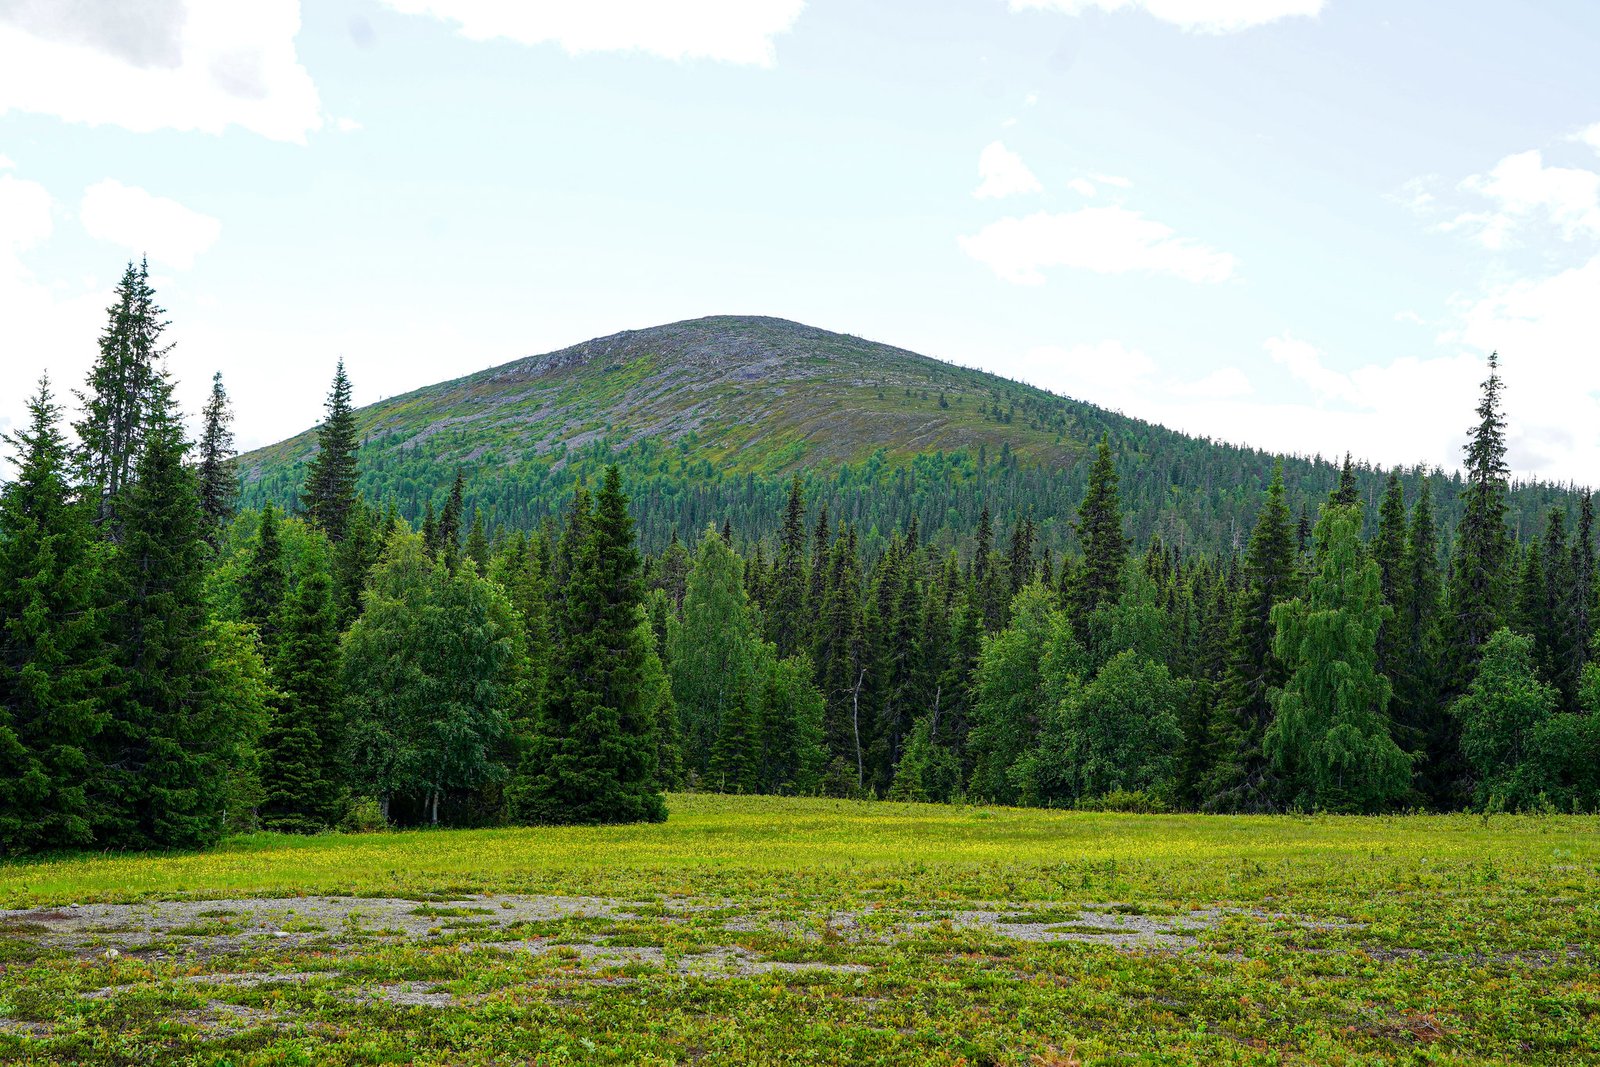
[1,795,1597,1064]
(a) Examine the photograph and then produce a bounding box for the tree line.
[3,267,1597,856]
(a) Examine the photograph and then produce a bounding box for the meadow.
[0,795,1596,1065]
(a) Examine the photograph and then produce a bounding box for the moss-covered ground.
[1,795,1596,1065]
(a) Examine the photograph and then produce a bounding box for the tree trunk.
[851,668,866,790]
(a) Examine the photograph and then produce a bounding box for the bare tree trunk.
[379,793,390,822]
[851,668,866,790]
[430,790,439,827]
[930,684,942,741]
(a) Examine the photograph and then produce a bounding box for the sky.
[1,0,1598,483]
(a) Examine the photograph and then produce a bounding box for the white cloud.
[1171,366,1252,398]
[0,173,52,253]
[1092,173,1132,188]
[379,0,805,66]
[959,206,1237,285]
[1028,340,1156,396]
[0,170,107,446]
[0,0,322,143]
[1265,333,1365,406]
[1066,177,1096,196]
[335,116,363,133]
[1009,0,1324,34]
[1447,150,1600,248]
[1450,255,1600,481]
[79,180,222,269]
[1574,122,1600,154]
[0,153,15,171]
[974,141,1043,200]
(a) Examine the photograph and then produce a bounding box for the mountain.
[237,315,1576,555]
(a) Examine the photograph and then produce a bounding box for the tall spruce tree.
[94,372,237,848]
[755,652,827,795]
[0,378,111,854]
[1329,453,1359,509]
[813,528,868,786]
[332,499,384,628]
[1446,351,1512,691]
[240,504,288,653]
[767,474,808,658]
[438,470,465,568]
[1553,495,1595,709]
[1372,472,1408,676]
[1072,435,1128,632]
[464,508,490,575]
[74,259,168,527]
[1394,481,1447,802]
[519,468,665,823]
[196,371,238,545]
[1203,462,1298,812]
[301,360,360,541]
[259,562,344,832]
[1514,538,1553,680]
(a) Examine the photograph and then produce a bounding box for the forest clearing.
[1,794,1596,1065]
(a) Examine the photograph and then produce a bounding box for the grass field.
[1,795,1597,1065]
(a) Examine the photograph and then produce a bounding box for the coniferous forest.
[4,264,1599,858]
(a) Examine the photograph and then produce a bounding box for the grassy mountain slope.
[238,316,1577,555]
[242,316,1086,476]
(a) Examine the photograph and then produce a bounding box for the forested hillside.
[237,316,1580,559]
[3,268,1598,862]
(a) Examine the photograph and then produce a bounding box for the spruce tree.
[74,259,168,527]
[1553,495,1594,709]
[1007,513,1036,598]
[260,563,344,832]
[1514,539,1552,679]
[1548,508,1587,713]
[813,529,868,786]
[768,474,808,658]
[438,470,465,569]
[1073,435,1127,632]
[941,569,984,772]
[464,508,490,575]
[241,505,288,652]
[0,378,111,854]
[972,505,993,590]
[655,530,690,612]
[1329,453,1359,508]
[519,468,665,823]
[1372,472,1408,676]
[196,371,238,545]
[1445,351,1512,692]
[332,498,383,628]
[1264,505,1411,812]
[94,372,234,848]
[301,360,360,541]
[1203,461,1297,812]
[757,652,827,795]
[1394,481,1447,802]
[420,498,438,557]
